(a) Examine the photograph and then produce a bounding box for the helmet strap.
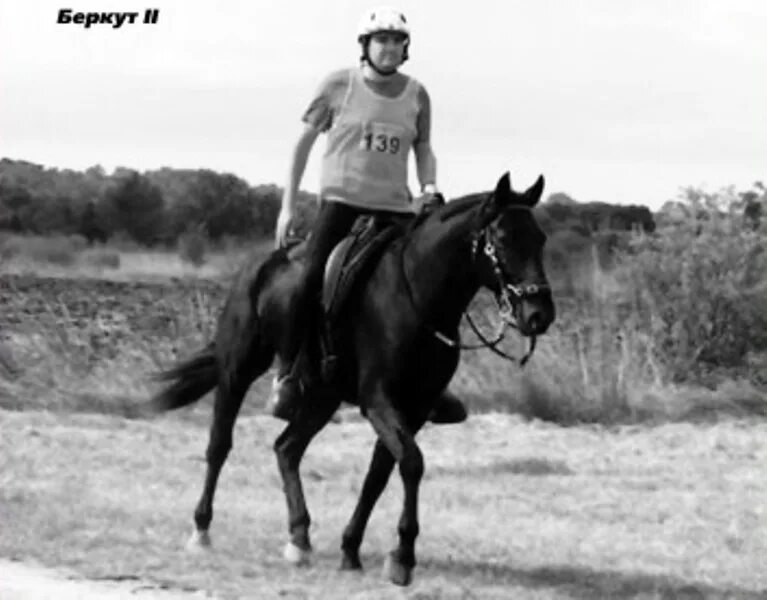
[359,37,408,77]
[367,59,398,77]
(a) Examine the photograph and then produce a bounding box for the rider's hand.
[275,206,295,249]
[420,191,445,214]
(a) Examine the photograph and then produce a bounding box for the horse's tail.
[149,342,218,412]
[146,248,290,416]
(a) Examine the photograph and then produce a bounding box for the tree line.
[0,157,660,248]
[0,159,319,246]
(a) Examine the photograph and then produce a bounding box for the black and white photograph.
[1,1,765,598]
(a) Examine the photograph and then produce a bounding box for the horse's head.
[471,172,555,336]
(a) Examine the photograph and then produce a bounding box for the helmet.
[357,7,410,71]
[356,7,410,41]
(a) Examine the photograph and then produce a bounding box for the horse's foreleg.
[340,439,396,571]
[365,393,426,586]
[274,392,340,565]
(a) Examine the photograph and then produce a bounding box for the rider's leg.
[271,200,364,420]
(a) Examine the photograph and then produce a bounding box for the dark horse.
[149,172,555,586]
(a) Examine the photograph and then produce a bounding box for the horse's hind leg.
[273,389,340,565]
[187,379,248,551]
[340,439,395,571]
[188,326,272,551]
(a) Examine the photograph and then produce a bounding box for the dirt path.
[0,560,212,599]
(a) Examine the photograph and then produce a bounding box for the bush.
[67,234,88,252]
[81,248,121,269]
[106,231,142,252]
[615,188,766,381]
[0,234,77,266]
[178,227,208,267]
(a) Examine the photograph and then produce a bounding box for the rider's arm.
[281,69,349,213]
[282,124,321,214]
[413,85,438,194]
[276,71,349,246]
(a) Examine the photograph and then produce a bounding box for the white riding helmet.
[357,7,410,70]
[357,7,410,41]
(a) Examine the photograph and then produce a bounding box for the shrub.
[0,234,77,266]
[81,248,121,269]
[67,234,88,252]
[615,188,766,381]
[178,227,208,267]
[106,231,142,252]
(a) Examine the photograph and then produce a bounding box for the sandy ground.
[0,560,213,600]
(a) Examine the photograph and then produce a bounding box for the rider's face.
[367,31,407,71]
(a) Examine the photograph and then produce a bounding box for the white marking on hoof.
[185,529,212,553]
[383,554,413,586]
[283,541,312,566]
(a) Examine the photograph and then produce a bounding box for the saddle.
[322,214,405,323]
[284,212,418,382]
[317,214,409,381]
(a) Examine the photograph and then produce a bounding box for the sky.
[1,0,765,209]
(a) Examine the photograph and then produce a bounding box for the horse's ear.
[523,174,545,207]
[471,171,513,230]
[476,172,512,226]
[494,172,511,204]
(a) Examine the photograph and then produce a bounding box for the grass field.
[1,409,766,599]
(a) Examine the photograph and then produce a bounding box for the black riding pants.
[282,200,369,370]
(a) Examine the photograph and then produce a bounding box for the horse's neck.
[403,211,481,327]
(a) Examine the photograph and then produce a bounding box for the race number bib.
[360,122,404,155]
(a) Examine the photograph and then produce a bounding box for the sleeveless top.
[319,69,421,213]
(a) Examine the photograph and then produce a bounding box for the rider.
[271,7,466,424]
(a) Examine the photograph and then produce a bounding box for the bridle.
[403,203,550,366]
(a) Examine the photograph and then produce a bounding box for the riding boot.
[269,340,311,422]
[428,389,468,424]
[269,373,303,421]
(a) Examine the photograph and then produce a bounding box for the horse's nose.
[527,312,543,334]
[526,308,551,335]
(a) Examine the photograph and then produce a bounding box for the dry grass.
[0,234,272,283]
[1,409,766,599]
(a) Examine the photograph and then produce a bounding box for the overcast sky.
[1,0,764,208]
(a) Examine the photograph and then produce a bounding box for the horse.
[149,172,555,586]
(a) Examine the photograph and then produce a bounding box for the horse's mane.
[436,192,489,222]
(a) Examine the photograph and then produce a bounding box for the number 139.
[363,133,401,154]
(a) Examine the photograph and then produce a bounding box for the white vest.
[320,68,420,213]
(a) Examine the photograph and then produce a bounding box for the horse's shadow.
[418,558,765,599]
[428,457,574,479]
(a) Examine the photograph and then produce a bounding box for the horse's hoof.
[383,554,413,586]
[340,553,363,571]
[283,541,312,566]
[185,529,212,553]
